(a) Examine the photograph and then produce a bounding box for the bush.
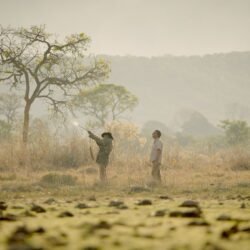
[40,173,77,186]
[231,159,250,171]
[229,147,250,171]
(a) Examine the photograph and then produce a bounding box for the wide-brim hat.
[101,132,113,140]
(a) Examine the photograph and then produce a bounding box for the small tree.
[0,25,109,144]
[0,92,21,127]
[220,120,250,145]
[73,84,138,127]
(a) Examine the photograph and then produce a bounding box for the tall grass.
[0,121,250,196]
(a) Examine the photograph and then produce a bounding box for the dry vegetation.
[0,122,250,250]
[0,121,250,197]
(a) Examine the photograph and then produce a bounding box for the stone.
[0,213,17,221]
[0,201,7,210]
[240,203,246,209]
[93,220,112,230]
[75,203,89,209]
[44,198,56,205]
[179,200,200,208]
[136,199,152,205]
[216,214,232,221]
[108,200,124,207]
[169,209,201,218]
[151,210,166,217]
[159,195,172,200]
[221,224,238,239]
[31,204,46,213]
[58,211,74,218]
[188,220,210,226]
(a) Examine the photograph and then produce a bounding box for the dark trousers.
[99,164,107,182]
[152,162,161,182]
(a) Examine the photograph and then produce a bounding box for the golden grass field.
[0,123,250,250]
[0,144,250,250]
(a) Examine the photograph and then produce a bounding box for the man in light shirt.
[150,130,163,182]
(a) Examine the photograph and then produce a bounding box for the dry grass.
[0,122,250,199]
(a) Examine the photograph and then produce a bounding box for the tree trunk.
[23,101,31,145]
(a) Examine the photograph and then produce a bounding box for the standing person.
[88,131,113,182]
[150,130,163,182]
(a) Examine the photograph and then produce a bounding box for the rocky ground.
[0,191,250,250]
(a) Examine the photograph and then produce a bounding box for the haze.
[0,0,250,57]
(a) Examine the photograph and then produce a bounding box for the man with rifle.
[88,131,113,182]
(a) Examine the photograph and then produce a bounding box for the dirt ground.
[0,182,250,250]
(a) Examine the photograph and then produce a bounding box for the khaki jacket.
[89,133,113,166]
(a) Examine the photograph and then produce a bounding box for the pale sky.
[0,0,250,56]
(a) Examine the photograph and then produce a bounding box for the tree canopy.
[220,120,250,145]
[73,83,138,127]
[0,25,110,143]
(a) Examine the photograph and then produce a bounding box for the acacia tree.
[73,84,138,127]
[0,25,109,144]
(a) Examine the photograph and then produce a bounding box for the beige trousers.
[152,162,161,182]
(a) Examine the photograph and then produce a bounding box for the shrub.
[40,173,77,186]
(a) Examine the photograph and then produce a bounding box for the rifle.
[72,121,95,161]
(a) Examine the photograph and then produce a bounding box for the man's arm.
[88,131,104,146]
[153,148,162,163]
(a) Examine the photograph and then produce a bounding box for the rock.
[58,211,74,218]
[0,213,17,221]
[0,201,7,210]
[241,226,250,232]
[188,220,210,226]
[8,225,46,244]
[216,214,232,221]
[169,209,201,218]
[240,203,246,209]
[159,195,172,200]
[12,205,24,209]
[221,224,239,239]
[117,204,128,210]
[108,200,124,207]
[136,199,152,205]
[31,204,46,213]
[44,198,56,205]
[179,200,200,208]
[8,226,31,243]
[151,210,166,217]
[32,227,45,234]
[83,221,112,234]
[93,221,112,231]
[75,203,89,209]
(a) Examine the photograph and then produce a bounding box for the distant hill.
[105,52,250,129]
[1,52,250,131]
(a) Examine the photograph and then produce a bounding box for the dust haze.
[0,1,250,250]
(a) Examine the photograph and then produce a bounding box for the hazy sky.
[0,0,250,56]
